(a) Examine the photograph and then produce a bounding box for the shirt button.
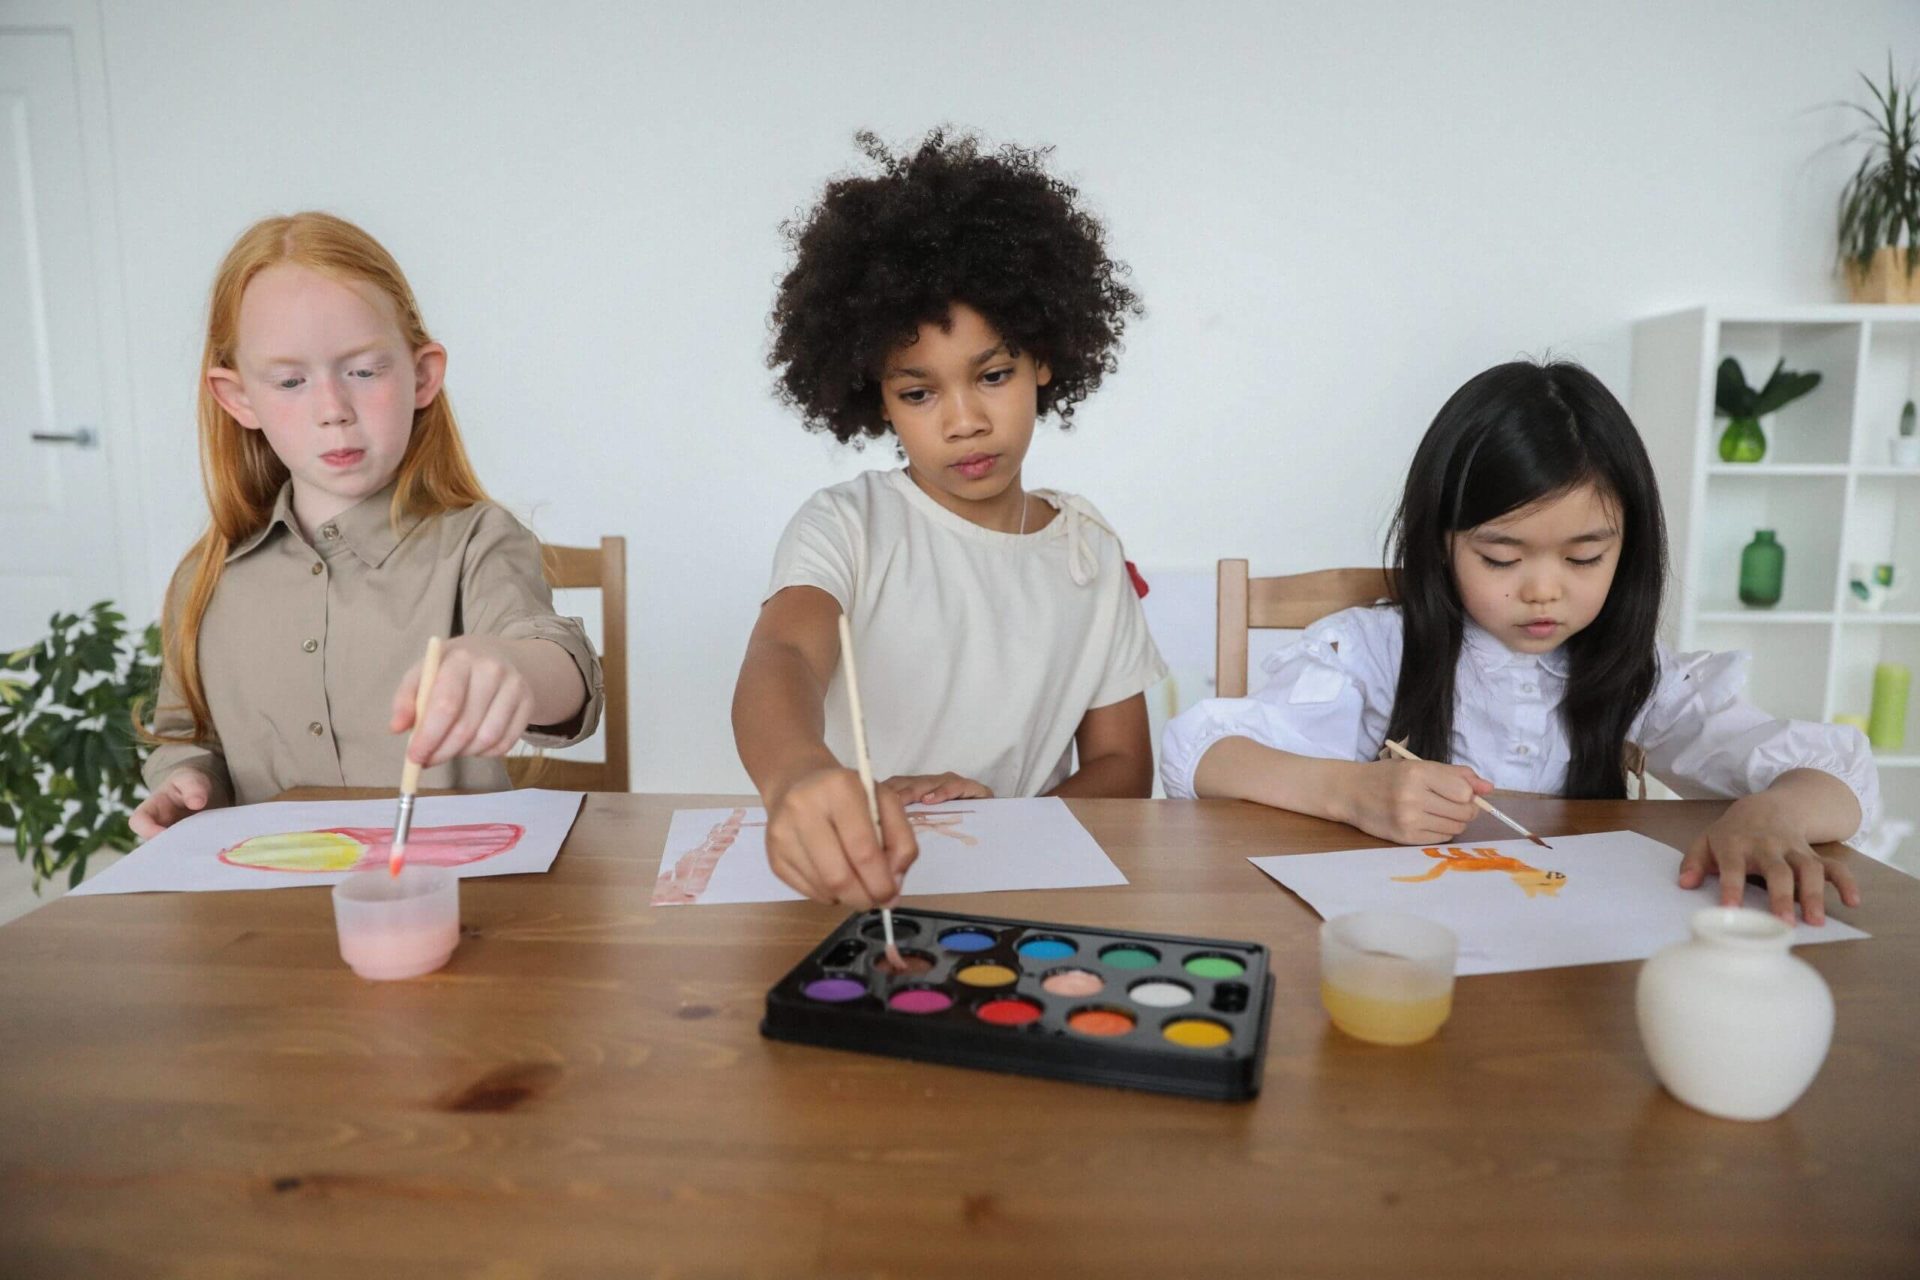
[310,562,323,576]
[307,721,324,736]
[321,524,339,540]
[302,639,318,653]
[1521,683,1537,694]
[1515,744,1533,757]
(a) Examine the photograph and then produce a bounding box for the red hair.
[152,212,487,746]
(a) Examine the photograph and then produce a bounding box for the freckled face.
[208,262,443,530]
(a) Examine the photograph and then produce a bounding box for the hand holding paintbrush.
[390,636,445,876]
[1382,738,1552,849]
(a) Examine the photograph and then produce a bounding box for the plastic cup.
[332,865,460,980]
[1319,911,1458,1046]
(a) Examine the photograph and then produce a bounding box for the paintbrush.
[389,635,445,877]
[1382,737,1552,849]
[837,613,904,970]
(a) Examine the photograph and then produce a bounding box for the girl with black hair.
[1163,361,1878,924]
[733,131,1166,908]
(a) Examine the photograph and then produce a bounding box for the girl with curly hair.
[733,130,1166,907]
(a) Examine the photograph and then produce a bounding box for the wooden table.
[1,794,1915,1278]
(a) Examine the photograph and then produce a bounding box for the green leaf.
[1715,357,1756,418]
[1751,368,1822,417]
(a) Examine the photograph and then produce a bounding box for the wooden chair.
[1215,560,1390,698]
[507,537,629,792]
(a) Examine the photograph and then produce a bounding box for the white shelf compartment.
[1692,472,1844,615]
[1714,320,1861,466]
[1854,318,1920,467]
[1841,474,1920,615]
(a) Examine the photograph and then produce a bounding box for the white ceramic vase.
[1635,907,1833,1121]
[1892,436,1920,467]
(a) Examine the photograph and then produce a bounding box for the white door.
[0,29,122,649]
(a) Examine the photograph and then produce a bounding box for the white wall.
[91,0,1920,792]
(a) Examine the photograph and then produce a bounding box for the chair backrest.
[1215,559,1390,698]
[506,536,629,792]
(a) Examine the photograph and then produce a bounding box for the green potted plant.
[0,602,160,890]
[1715,357,1822,463]
[1838,61,1920,303]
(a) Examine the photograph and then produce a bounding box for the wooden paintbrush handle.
[400,636,445,793]
[836,614,882,830]
[1381,738,1420,765]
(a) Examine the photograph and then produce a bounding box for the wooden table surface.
[1,793,1915,1279]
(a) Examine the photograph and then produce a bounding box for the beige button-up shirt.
[144,483,605,807]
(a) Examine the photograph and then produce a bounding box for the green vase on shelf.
[1719,416,1766,462]
[1715,357,1819,463]
[1739,530,1784,607]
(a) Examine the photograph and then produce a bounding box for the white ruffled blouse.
[1160,605,1881,840]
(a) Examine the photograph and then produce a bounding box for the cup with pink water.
[331,865,461,980]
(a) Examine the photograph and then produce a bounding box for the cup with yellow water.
[1320,911,1458,1045]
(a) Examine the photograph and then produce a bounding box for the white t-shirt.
[768,468,1168,797]
[1159,604,1881,841]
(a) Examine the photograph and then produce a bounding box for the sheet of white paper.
[1248,830,1868,975]
[653,797,1127,906]
[71,790,586,895]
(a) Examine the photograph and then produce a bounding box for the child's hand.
[129,768,214,840]
[390,635,536,767]
[1341,760,1494,846]
[880,772,995,805]
[1679,794,1862,925]
[765,767,919,905]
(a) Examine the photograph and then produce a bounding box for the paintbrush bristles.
[390,636,446,877]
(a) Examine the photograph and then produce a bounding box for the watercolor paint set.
[761,909,1274,1100]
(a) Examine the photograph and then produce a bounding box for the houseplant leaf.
[1715,357,1757,418]
[1751,366,1822,418]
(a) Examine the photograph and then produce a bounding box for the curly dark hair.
[769,128,1142,444]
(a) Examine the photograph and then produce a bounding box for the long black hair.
[1384,361,1668,799]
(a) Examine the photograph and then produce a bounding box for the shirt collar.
[319,480,417,567]
[224,480,417,568]
[224,482,303,562]
[1462,617,1571,678]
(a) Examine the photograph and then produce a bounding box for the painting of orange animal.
[1392,847,1568,898]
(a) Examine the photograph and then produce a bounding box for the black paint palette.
[761,909,1274,1101]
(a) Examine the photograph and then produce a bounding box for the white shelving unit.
[1631,305,1920,859]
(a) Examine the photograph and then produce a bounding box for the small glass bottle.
[1739,530,1784,608]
